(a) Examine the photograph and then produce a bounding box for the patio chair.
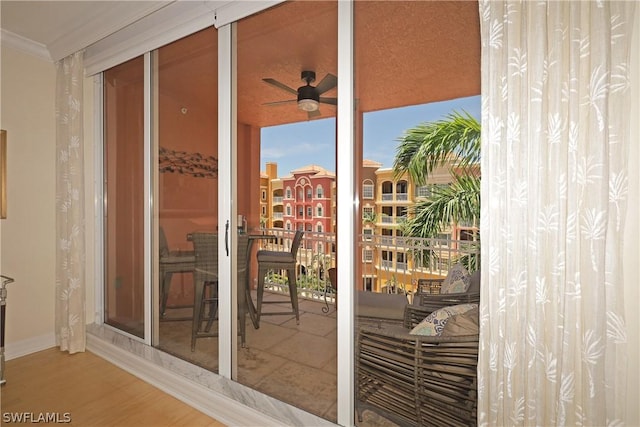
[190,232,220,351]
[322,267,337,313]
[356,303,479,426]
[255,230,304,325]
[407,265,481,326]
[190,233,252,350]
[159,227,195,318]
[356,290,408,329]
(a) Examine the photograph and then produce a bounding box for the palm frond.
[401,174,480,239]
[393,110,481,186]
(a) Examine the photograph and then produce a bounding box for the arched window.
[362,179,374,199]
[316,184,324,198]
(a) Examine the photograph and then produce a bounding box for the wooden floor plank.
[0,348,226,427]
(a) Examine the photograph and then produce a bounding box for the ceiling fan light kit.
[263,70,337,118]
[298,98,319,112]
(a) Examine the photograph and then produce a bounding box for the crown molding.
[1,29,52,62]
[47,1,172,62]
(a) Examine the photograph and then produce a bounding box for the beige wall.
[0,46,56,351]
[0,46,97,355]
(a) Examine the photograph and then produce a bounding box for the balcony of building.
[158,229,477,424]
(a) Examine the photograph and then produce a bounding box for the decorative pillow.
[409,303,478,336]
[440,263,471,294]
[441,306,479,336]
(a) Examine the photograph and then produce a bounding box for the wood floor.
[1,348,226,426]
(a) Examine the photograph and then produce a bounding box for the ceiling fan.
[262,71,337,119]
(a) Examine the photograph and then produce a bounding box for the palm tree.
[393,110,481,269]
[393,110,480,187]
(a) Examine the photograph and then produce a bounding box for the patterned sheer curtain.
[55,51,86,353]
[478,1,635,425]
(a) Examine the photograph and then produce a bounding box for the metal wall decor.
[159,147,218,179]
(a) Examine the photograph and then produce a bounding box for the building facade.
[261,159,479,293]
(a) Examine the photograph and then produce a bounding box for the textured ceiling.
[234,0,481,128]
[2,0,480,129]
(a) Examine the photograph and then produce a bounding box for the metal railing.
[254,228,336,303]
[360,234,479,295]
[255,228,479,301]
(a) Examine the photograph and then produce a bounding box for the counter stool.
[190,232,219,351]
[255,230,304,325]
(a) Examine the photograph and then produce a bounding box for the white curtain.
[55,51,86,353]
[478,1,635,425]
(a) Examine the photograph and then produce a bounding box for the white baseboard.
[86,334,287,427]
[5,333,57,360]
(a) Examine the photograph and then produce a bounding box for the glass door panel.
[154,27,219,372]
[104,56,145,338]
[353,2,480,425]
[236,1,338,421]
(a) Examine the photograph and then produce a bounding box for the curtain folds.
[55,51,86,353]
[478,1,635,425]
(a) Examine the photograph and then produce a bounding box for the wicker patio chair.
[413,268,480,316]
[356,290,408,329]
[190,233,251,350]
[356,304,479,427]
[159,227,195,317]
[190,232,219,351]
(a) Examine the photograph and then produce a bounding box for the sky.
[260,95,481,177]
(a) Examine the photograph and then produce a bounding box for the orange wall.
[237,123,262,287]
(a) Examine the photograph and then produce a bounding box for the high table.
[186,232,274,347]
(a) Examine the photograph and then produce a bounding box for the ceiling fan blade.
[315,73,337,95]
[307,109,322,119]
[263,99,297,106]
[262,78,298,95]
[319,97,337,105]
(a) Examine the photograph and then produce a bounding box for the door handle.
[225,220,229,256]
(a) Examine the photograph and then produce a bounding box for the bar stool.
[159,227,195,318]
[256,230,304,325]
[190,233,253,350]
[189,232,219,351]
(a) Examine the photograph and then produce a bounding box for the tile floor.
[158,291,397,426]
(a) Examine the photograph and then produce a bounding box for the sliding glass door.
[154,27,220,370]
[104,56,146,338]
[235,1,338,421]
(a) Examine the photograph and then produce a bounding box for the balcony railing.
[255,228,337,303]
[379,216,406,224]
[256,228,479,300]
